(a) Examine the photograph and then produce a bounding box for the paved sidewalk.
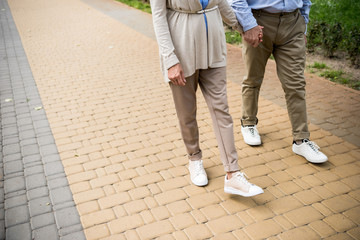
[1,0,360,239]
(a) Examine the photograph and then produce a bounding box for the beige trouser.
[242,9,310,141]
[170,67,240,172]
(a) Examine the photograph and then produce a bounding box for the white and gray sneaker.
[188,160,208,186]
[292,139,328,163]
[224,172,264,197]
[241,125,261,146]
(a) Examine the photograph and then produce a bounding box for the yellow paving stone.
[158,177,189,192]
[83,158,111,171]
[324,181,352,195]
[90,174,119,189]
[200,204,227,220]
[166,200,192,216]
[183,185,208,197]
[108,214,144,234]
[70,181,91,194]
[347,227,360,240]
[77,200,100,215]
[311,185,336,200]
[98,192,131,209]
[102,234,127,240]
[155,189,188,206]
[132,172,164,187]
[266,196,303,215]
[324,214,357,232]
[140,210,155,225]
[144,197,159,209]
[233,229,252,240]
[278,226,319,240]
[113,180,135,193]
[145,161,174,173]
[293,189,322,205]
[314,171,341,183]
[67,170,97,184]
[123,200,148,215]
[284,206,323,227]
[268,171,293,183]
[244,219,283,240]
[151,206,171,221]
[308,220,336,238]
[325,233,354,240]
[184,224,212,240]
[190,209,208,224]
[172,231,189,240]
[81,209,116,228]
[103,185,116,196]
[207,215,244,235]
[236,211,256,226]
[343,206,360,225]
[136,220,174,239]
[187,192,222,209]
[273,215,294,231]
[84,224,110,240]
[211,232,238,240]
[73,188,105,204]
[113,206,127,218]
[244,164,272,178]
[342,175,360,190]
[312,203,334,217]
[276,181,303,195]
[286,164,318,178]
[266,186,286,199]
[246,205,275,221]
[322,195,359,213]
[169,213,197,230]
[332,164,360,178]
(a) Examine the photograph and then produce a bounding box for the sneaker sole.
[244,140,261,146]
[224,187,263,197]
[292,148,328,164]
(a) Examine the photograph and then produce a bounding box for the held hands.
[243,25,264,47]
[168,63,186,86]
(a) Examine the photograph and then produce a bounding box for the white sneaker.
[224,172,264,197]
[241,125,261,145]
[292,139,328,163]
[188,160,208,186]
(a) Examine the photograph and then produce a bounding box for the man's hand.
[243,25,264,47]
[168,63,186,86]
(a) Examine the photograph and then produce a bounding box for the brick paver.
[1,0,360,239]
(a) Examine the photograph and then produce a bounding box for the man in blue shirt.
[229,0,328,163]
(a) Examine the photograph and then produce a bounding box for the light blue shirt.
[229,0,312,32]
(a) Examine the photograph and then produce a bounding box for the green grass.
[116,0,151,13]
[225,30,242,45]
[310,62,327,69]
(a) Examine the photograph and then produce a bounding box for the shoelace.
[192,161,206,176]
[233,172,254,186]
[247,126,258,137]
[304,140,320,153]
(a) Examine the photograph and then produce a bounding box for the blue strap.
[200,0,209,36]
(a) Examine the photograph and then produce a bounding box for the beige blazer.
[150,0,242,82]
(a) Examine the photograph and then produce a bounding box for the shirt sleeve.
[227,0,258,32]
[300,0,312,34]
[150,0,179,69]
[218,0,244,33]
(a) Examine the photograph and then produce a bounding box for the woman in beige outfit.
[150,0,263,197]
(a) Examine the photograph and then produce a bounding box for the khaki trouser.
[242,9,310,141]
[170,67,240,172]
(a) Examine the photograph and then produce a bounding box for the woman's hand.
[168,63,186,86]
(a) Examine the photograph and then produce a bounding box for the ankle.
[226,171,238,180]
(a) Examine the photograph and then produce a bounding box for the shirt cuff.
[164,52,180,70]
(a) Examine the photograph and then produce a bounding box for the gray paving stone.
[40,144,59,157]
[29,197,52,217]
[42,154,61,164]
[21,144,40,156]
[60,231,86,240]
[27,187,49,200]
[4,176,25,194]
[59,224,83,237]
[44,162,65,177]
[54,207,81,229]
[33,224,59,240]
[37,135,55,146]
[0,221,4,240]
[6,223,31,240]
[4,194,27,209]
[23,154,41,165]
[24,165,44,176]
[30,212,55,230]
[48,176,69,190]
[3,161,23,175]
[20,138,38,147]
[3,153,21,163]
[25,173,47,190]
[5,205,29,227]
[2,137,19,146]
[50,187,73,206]
[3,143,20,156]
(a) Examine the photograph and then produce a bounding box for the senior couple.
[150,0,328,197]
